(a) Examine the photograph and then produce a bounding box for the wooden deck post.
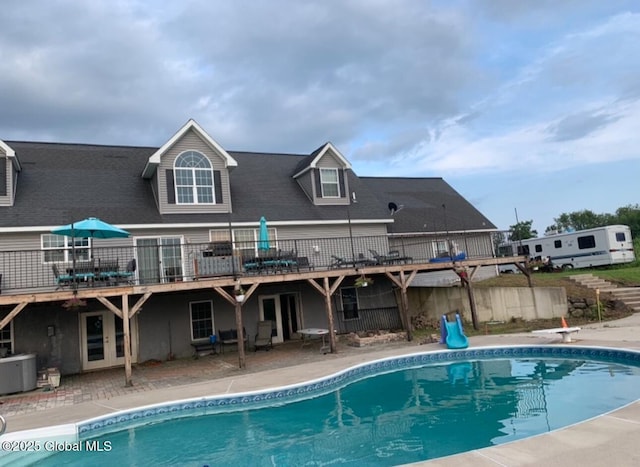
[385,269,417,341]
[122,294,132,387]
[235,300,246,369]
[323,277,337,353]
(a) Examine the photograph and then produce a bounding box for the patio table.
[298,328,330,354]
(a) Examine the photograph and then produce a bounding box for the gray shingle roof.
[1,141,496,232]
[0,141,389,228]
[360,177,496,233]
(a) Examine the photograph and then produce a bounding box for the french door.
[80,311,138,371]
[135,236,184,284]
[258,293,300,343]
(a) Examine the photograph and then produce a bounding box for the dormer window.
[174,151,214,204]
[320,168,340,198]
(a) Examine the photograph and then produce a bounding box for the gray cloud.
[0,0,476,154]
[0,0,639,181]
[546,111,622,142]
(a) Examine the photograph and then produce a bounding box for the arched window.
[174,151,214,204]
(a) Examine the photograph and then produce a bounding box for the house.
[0,119,504,381]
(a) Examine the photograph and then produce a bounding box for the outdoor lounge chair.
[330,255,353,268]
[369,249,412,265]
[254,320,274,351]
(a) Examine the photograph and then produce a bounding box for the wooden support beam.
[235,300,246,369]
[385,269,418,341]
[214,283,258,307]
[306,276,345,296]
[213,284,252,368]
[306,276,344,354]
[514,262,533,287]
[122,294,133,387]
[323,277,337,354]
[95,296,123,319]
[0,302,28,331]
[455,268,480,330]
[130,292,152,318]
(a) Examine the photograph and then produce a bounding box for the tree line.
[508,204,640,241]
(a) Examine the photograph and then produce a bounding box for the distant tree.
[508,220,537,241]
[614,204,640,238]
[552,210,612,232]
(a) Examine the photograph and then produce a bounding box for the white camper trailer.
[517,225,635,270]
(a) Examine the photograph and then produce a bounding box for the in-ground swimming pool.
[4,346,640,466]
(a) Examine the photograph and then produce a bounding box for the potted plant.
[61,296,87,310]
[354,276,373,288]
[233,287,246,302]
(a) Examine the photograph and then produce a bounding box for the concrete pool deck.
[2,314,640,466]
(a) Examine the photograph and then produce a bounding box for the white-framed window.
[320,168,340,198]
[233,228,277,255]
[209,230,231,243]
[190,300,214,341]
[340,287,359,320]
[41,234,90,263]
[0,319,13,355]
[432,240,448,257]
[174,151,214,204]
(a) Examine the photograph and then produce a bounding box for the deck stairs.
[568,273,640,311]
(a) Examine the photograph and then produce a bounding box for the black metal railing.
[333,306,403,333]
[0,231,497,294]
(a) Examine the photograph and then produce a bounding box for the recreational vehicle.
[509,225,635,270]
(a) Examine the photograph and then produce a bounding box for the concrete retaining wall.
[408,286,567,324]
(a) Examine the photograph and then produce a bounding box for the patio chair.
[296,256,314,271]
[52,264,74,290]
[254,320,273,351]
[116,258,136,284]
[218,327,248,354]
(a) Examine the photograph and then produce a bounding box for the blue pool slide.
[440,314,469,349]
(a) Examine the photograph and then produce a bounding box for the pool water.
[46,357,640,466]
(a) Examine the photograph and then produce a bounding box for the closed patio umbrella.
[258,216,270,251]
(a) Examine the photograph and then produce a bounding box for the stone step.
[577,280,614,289]
[569,273,595,280]
[610,292,640,299]
[609,288,640,296]
[611,296,640,304]
[567,274,640,312]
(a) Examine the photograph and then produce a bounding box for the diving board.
[532,327,581,343]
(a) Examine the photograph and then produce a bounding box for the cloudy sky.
[2,0,639,233]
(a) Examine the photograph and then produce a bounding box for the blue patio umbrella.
[258,216,270,251]
[51,217,130,281]
[51,217,130,239]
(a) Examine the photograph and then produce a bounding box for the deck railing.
[0,232,496,294]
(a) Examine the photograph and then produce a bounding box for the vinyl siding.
[157,129,231,214]
[0,156,12,206]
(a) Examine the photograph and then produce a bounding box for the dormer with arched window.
[141,119,237,214]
